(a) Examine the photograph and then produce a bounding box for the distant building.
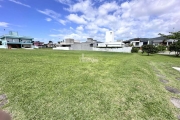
[123,37,177,48]
[33,41,44,48]
[53,38,102,51]
[106,31,114,43]
[97,31,124,48]
[71,39,100,51]
[0,31,33,49]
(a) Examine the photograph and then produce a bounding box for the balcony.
[7,40,32,44]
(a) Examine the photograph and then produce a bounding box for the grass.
[0,49,180,120]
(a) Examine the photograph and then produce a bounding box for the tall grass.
[0,49,179,120]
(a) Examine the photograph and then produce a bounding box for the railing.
[7,41,32,43]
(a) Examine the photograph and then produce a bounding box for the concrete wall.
[0,45,6,49]
[71,43,94,51]
[65,39,74,43]
[93,47,132,53]
[53,47,70,50]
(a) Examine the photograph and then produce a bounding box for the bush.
[169,40,180,56]
[142,45,158,55]
[131,47,139,53]
[157,45,166,52]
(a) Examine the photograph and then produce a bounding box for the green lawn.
[0,49,180,120]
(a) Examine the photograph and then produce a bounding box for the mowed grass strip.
[0,49,179,120]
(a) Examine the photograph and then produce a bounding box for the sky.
[0,0,180,43]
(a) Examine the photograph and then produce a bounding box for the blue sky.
[0,0,180,43]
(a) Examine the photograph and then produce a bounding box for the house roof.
[123,37,167,43]
[153,40,163,43]
[0,35,33,40]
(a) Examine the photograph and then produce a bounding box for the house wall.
[65,39,74,43]
[131,41,143,47]
[93,47,132,53]
[21,40,32,43]
[22,44,31,48]
[0,39,7,49]
[6,38,19,43]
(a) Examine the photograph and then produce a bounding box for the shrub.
[142,45,158,56]
[169,40,180,56]
[157,45,166,52]
[131,47,139,53]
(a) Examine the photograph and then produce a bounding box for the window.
[155,43,158,46]
[143,42,148,45]
[135,42,139,46]
[90,44,93,47]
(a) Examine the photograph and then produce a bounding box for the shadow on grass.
[140,53,180,58]
[157,54,180,58]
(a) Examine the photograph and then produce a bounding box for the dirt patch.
[156,74,166,78]
[0,94,8,108]
[165,86,180,94]
[0,110,11,120]
[159,79,169,84]
[171,97,180,108]
[153,69,161,73]
[177,115,180,120]
[0,94,7,101]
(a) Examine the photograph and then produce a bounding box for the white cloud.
[37,9,66,25]
[9,0,31,8]
[45,18,52,22]
[66,14,87,24]
[0,22,9,27]
[37,9,60,19]
[55,0,72,5]
[76,25,84,31]
[52,0,180,41]
[98,1,119,16]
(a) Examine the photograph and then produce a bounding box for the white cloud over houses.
[51,0,180,42]
[46,18,52,22]
[37,9,66,25]
[9,0,31,8]
[66,14,87,24]
[0,22,9,27]
[76,25,84,31]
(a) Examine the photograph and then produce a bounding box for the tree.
[142,45,158,56]
[157,45,166,52]
[48,41,53,43]
[169,40,180,56]
[159,31,180,56]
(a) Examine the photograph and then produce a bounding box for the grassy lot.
[0,49,180,120]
